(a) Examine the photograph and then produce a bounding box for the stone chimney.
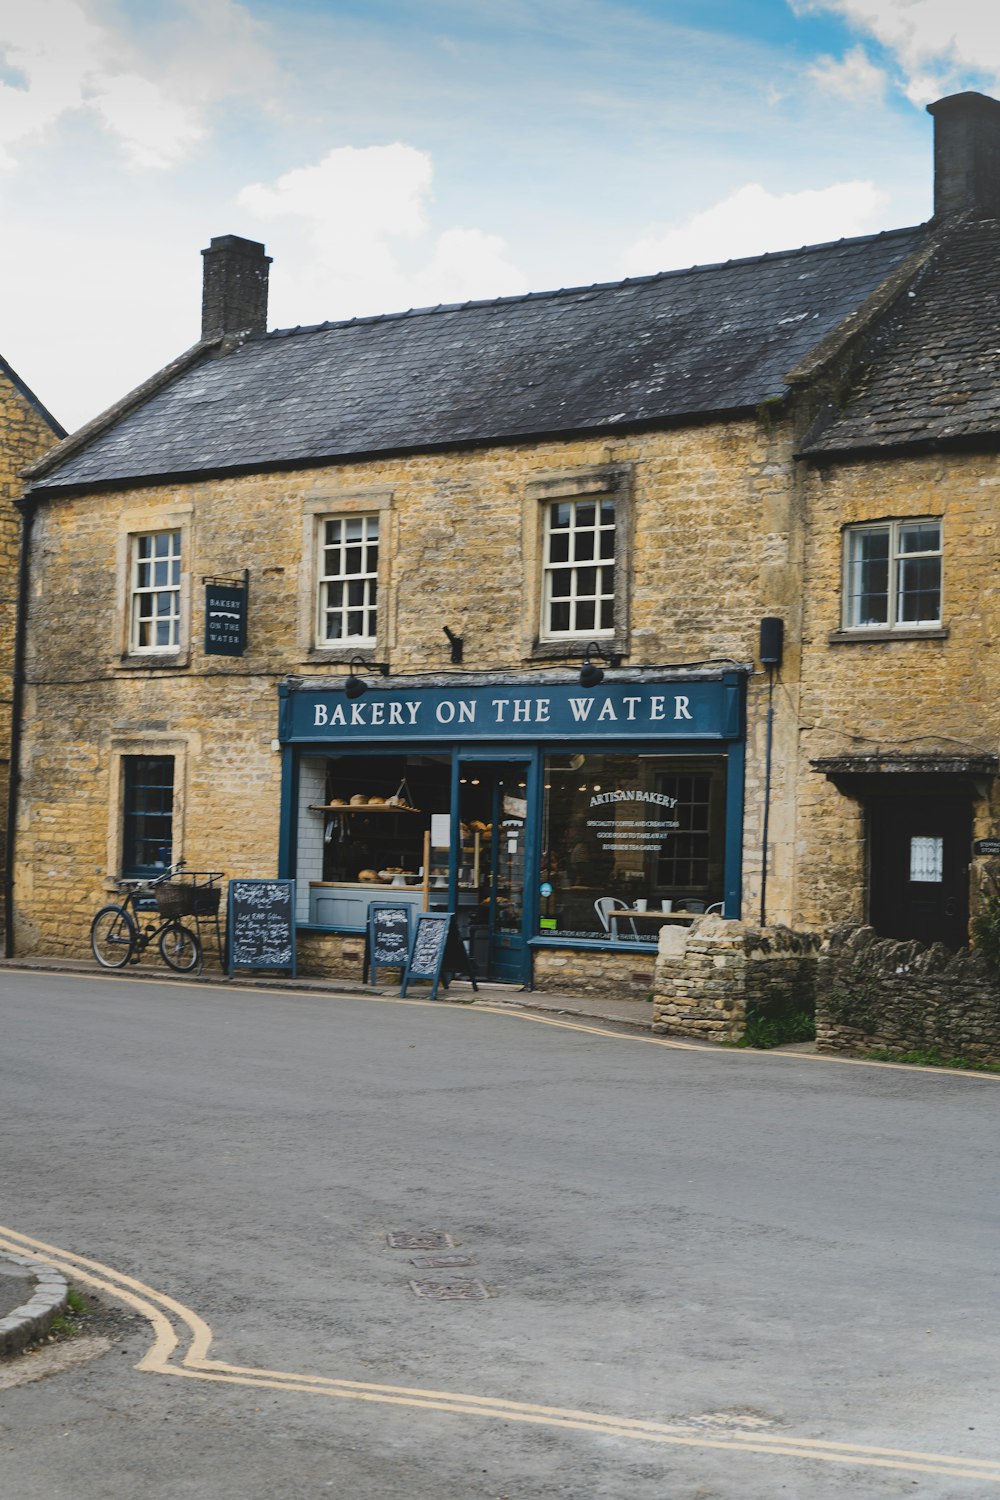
[200,234,271,341]
[927,91,1000,220]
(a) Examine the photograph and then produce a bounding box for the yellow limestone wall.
[15,419,803,964]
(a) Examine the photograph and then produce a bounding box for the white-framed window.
[842,519,942,630]
[542,497,616,638]
[317,514,379,645]
[130,530,182,652]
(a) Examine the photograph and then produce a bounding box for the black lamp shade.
[344,673,368,699]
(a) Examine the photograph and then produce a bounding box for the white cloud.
[808,44,887,102]
[238,144,528,323]
[0,0,270,172]
[619,180,890,276]
[792,0,1000,94]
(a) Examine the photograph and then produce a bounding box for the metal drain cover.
[409,1253,476,1269]
[409,1278,490,1301]
[386,1230,454,1251]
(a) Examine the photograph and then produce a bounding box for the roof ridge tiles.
[252,222,928,346]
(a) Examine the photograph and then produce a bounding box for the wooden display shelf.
[308,803,423,814]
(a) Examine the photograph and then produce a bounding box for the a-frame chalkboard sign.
[364,902,411,985]
[399,912,478,1000]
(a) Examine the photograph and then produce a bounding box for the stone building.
[0,357,63,943]
[10,93,1000,991]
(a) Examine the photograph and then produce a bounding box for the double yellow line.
[2,1223,998,1484]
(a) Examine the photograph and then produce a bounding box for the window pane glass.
[898,523,940,554]
[846,529,889,626]
[576,566,597,597]
[122,756,174,876]
[550,601,570,632]
[575,502,596,530]
[550,503,571,529]
[573,530,595,562]
[575,599,595,631]
[898,555,941,622]
[539,754,726,941]
[548,531,570,564]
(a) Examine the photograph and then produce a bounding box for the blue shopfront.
[277,672,745,985]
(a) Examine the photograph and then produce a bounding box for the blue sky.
[0,0,997,431]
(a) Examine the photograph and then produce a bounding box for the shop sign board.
[205,580,248,656]
[228,879,296,975]
[281,676,742,744]
[974,839,1000,856]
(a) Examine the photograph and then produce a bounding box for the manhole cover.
[408,1279,490,1301]
[409,1253,476,1269]
[386,1230,454,1251]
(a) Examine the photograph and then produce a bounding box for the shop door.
[868,796,971,950]
[459,762,530,984]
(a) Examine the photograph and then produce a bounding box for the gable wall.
[798,449,1000,928]
[0,374,60,923]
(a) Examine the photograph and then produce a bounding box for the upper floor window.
[318,515,379,645]
[843,519,942,630]
[542,497,615,638]
[130,530,181,652]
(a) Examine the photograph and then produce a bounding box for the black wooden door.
[867,796,971,950]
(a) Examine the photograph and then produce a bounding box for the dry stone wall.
[816,925,1000,1063]
[652,916,820,1041]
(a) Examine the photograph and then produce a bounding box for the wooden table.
[609,909,698,939]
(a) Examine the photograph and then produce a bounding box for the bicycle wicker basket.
[155,883,222,918]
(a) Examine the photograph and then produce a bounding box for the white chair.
[594,897,638,940]
[705,902,725,915]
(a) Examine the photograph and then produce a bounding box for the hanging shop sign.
[204,573,248,657]
[280,675,743,744]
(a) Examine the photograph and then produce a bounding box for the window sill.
[302,647,380,666]
[827,627,948,644]
[529,637,625,664]
[115,651,191,670]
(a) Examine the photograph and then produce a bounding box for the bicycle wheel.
[90,905,138,969]
[159,922,202,973]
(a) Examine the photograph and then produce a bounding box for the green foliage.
[734,1007,815,1050]
[66,1288,87,1315]
[971,893,1000,971]
[863,1047,1000,1074]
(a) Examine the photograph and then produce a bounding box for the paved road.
[1,968,998,1498]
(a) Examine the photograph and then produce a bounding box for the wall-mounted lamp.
[443,625,464,663]
[344,655,390,699]
[578,641,623,688]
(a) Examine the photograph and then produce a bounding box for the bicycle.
[90,862,203,973]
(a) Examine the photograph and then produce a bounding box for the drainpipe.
[5,494,34,957]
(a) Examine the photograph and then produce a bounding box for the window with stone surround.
[317,514,379,645]
[121,756,174,876]
[129,530,182,652]
[541,496,616,639]
[842,519,942,630]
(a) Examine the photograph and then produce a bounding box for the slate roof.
[30,225,928,494]
[803,218,1000,457]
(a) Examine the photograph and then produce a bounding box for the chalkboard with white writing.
[228,879,296,975]
[366,903,411,984]
[400,912,478,1000]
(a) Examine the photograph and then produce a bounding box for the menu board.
[366,903,411,983]
[228,879,296,975]
[400,912,478,1000]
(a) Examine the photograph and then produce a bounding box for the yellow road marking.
[2,1225,998,1483]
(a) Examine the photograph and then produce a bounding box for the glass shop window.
[309,753,452,887]
[122,756,174,877]
[539,753,726,942]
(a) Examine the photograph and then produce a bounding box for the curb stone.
[0,1252,69,1357]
